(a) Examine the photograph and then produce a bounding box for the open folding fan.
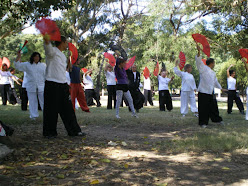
[35,18,61,41]
[124,56,136,70]
[68,43,78,65]
[192,33,210,57]
[153,61,159,76]
[143,67,150,79]
[104,52,116,67]
[179,51,186,70]
[2,57,10,68]
[239,48,248,63]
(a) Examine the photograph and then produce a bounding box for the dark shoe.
[200,125,207,128]
[44,135,57,139]
[240,110,245,115]
[97,104,101,107]
[76,132,86,137]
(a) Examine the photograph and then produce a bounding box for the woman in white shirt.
[104,64,116,109]
[15,52,46,120]
[174,60,198,117]
[226,64,244,114]
[156,70,174,111]
[0,64,13,105]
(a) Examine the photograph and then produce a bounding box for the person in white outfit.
[174,59,198,117]
[241,58,248,120]
[104,64,116,109]
[15,52,46,120]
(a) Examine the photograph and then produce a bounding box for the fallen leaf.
[121,142,127,146]
[100,159,111,163]
[90,180,99,185]
[214,158,223,161]
[57,174,65,179]
[124,163,129,169]
[222,167,230,170]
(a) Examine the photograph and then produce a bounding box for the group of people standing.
[0,36,247,138]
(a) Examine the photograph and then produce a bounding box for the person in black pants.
[195,43,226,128]
[126,64,145,112]
[43,35,85,138]
[143,76,153,106]
[104,64,116,109]
[226,65,244,114]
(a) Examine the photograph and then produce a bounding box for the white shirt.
[0,71,12,84]
[158,75,171,91]
[105,71,116,85]
[9,75,19,88]
[83,74,94,89]
[66,71,71,85]
[133,72,137,82]
[227,77,236,90]
[174,67,196,91]
[195,55,222,94]
[144,77,151,90]
[44,43,67,83]
[14,61,46,92]
[22,72,27,88]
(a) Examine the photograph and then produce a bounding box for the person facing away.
[0,63,13,105]
[104,64,116,109]
[69,59,90,112]
[195,43,226,128]
[15,51,46,120]
[43,35,85,138]
[83,69,101,107]
[9,68,22,105]
[226,64,244,115]
[174,60,198,117]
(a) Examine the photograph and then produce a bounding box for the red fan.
[124,56,136,70]
[192,33,210,57]
[153,61,159,76]
[179,51,186,70]
[81,68,88,73]
[239,49,248,63]
[35,18,61,41]
[202,59,207,65]
[104,52,116,67]
[0,58,2,67]
[2,57,10,68]
[68,43,78,65]
[143,67,150,79]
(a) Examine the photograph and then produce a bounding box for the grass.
[1,100,248,154]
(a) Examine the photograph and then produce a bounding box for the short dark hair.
[55,36,67,47]
[206,58,215,66]
[229,70,235,75]
[118,58,126,64]
[9,68,15,72]
[30,52,42,64]
[184,64,192,71]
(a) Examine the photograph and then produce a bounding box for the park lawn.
[0,101,248,185]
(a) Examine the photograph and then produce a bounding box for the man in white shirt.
[226,65,244,114]
[195,44,226,128]
[83,69,101,107]
[43,35,85,138]
[174,60,198,117]
[9,68,22,105]
[104,64,116,109]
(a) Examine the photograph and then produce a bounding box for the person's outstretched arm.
[227,64,234,78]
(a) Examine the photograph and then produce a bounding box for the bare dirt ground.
[1,107,248,186]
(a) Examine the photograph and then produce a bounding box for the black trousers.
[85,89,101,107]
[20,88,28,111]
[227,90,244,113]
[144,89,153,106]
[0,84,11,105]
[43,81,81,137]
[159,90,173,111]
[198,92,222,125]
[107,85,116,109]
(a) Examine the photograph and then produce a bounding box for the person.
[115,58,138,118]
[43,35,85,138]
[242,58,248,120]
[0,64,13,105]
[15,52,46,120]
[20,72,28,111]
[126,64,145,112]
[9,68,22,105]
[83,69,101,107]
[143,73,154,106]
[195,44,226,128]
[174,60,198,117]
[226,64,244,114]
[104,64,116,109]
[156,69,174,111]
[69,59,90,112]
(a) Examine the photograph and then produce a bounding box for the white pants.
[246,87,248,120]
[27,91,44,119]
[180,91,198,115]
